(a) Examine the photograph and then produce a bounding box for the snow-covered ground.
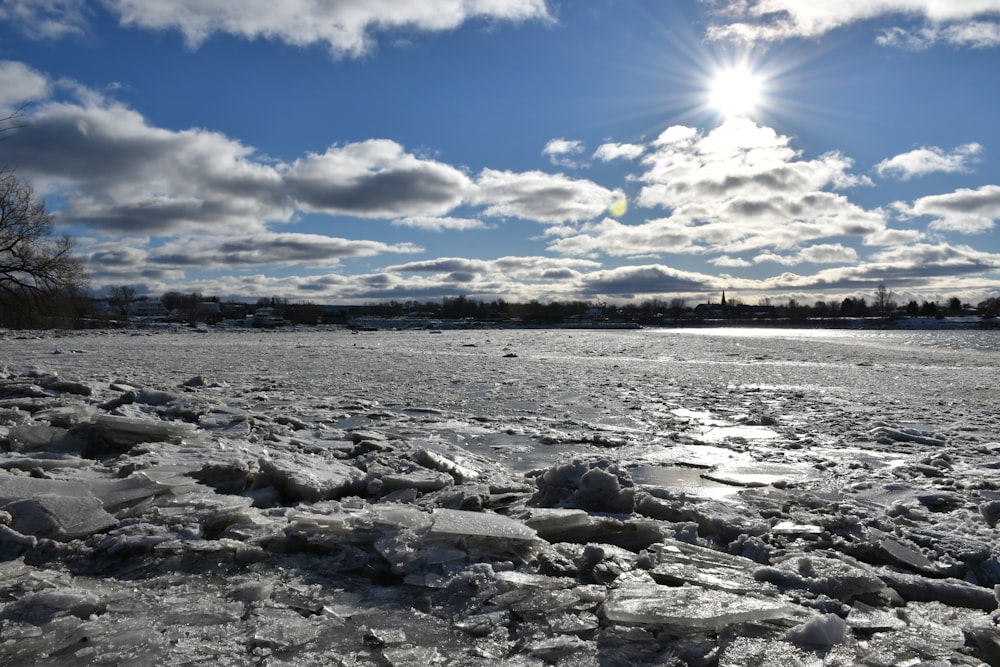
[0,327,998,665]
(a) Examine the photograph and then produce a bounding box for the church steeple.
[721,290,727,307]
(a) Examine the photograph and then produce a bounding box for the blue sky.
[2,1,1000,306]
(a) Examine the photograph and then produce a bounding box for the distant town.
[82,287,1000,331]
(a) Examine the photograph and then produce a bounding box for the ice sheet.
[0,328,998,664]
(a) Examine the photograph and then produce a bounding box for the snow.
[0,326,998,664]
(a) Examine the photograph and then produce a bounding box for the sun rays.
[708,63,764,118]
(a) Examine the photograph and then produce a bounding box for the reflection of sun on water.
[708,64,764,119]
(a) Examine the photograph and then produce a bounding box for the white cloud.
[878,20,1000,48]
[285,140,472,218]
[899,184,1000,233]
[862,227,925,246]
[472,169,619,224]
[0,60,50,111]
[579,264,716,299]
[388,255,598,276]
[593,142,645,162]
[0,0,90,39]
[799,243,860,264]
[542,138,586,168]
[148,233,421,268]
[551,118,885,259]
[4,95,287,235]
[752,244,859,265]
[710,255,753,267]
[391,216,490,232]
[707,1,1000,47]
[875,143,983,180]
[95,0,552,57]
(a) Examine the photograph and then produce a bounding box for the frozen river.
[0,327,998,665]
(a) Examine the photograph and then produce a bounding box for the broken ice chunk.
[32,404,98,428]
[547,611,600,634]
[414,448,481,483]
[868,528,937,574]
[258,452,363,502]
[869,423,946,446]
[522,507,591,541]
[429,508,537,541]
[647,539,777,595]
[84,474,175,511]
[14,588,104,622]
[783,613,847,646]
[981,500,1000,528]
[532,459,637,514]
[603,577,807,631]
[368,504,434,532]
[91,414,196,447]
[754,551,891,603]
[5,494,117,540]
[845,600,907,632]
[878,569,998,611]
[454,609,511,637]
[0,473,93,504]
[378,470,454,494]
[7,424,85,454]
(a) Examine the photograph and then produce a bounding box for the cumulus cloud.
[285,140,472,218]
[1,68,633,300]
[4,0,551,57]
[706,0,1000,47]
[875,143,983,180]
[551,118,885,259]
[542,138,586,168]
[0,60,50,111]
[472,169,619,224]
[5,87,479,234]
[579,265,716,299]
[898,184,1000,233]
[593,142,646,162]
[738,242,1000,295]
[4,96,287,234]
[250,255,603,303]
[547,216,701,258]
[77,232,422,295]
[868,242,1000,273]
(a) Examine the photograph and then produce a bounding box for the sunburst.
[708,63,764,118]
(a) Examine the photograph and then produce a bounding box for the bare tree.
[873,282,896,320]
[108,285,137,322]
[0,109,27,141]
[0,170,88,327]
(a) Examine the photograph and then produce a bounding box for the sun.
[708,64,764,118]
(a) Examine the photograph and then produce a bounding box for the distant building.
[220,302,248,322]
[128,299,167,319]
[251,307,288,328]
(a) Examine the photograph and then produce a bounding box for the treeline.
[339,291,998,325]
[61,288,1000,330]
[359,294,988,324]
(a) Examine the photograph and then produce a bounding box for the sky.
[1,0,1000,307]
